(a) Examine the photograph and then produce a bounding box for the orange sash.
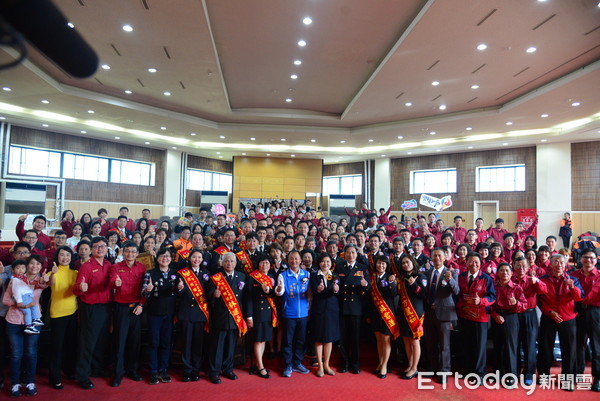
[398,279,424,339]
[177,248,191,260]
[249,270,279,327]
[236,251,255,275]
[110,228,128,243]
[239,240,248,251]
[214,246,229,256]
[211,273,247,336]
[390,256,401,278]
[178,268,210,332]
[368,253,376,274]
[370,274,400,339]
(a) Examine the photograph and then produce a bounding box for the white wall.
[374,158,391,210]
[164,150,183,217]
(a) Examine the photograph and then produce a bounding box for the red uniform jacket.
[538,273,583,321]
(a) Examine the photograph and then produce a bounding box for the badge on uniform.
[422,279,428,287]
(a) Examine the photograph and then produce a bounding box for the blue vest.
[280,269,310,318]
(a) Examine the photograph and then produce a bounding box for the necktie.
[468,275,474,287]
[428,269,439,304]
[227,274,233,285]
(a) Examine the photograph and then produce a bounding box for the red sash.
[178,268,210,332]
[368,253,376,274]
[398,279,424,339]
[214,246,230,256]
[370,274,400,339]
[236,251,255,275]
[390,256,401,278]
[211,273,247,336]
[238,240,248,251]
[110,228,127,243]
[249,270,279,327]
[177,248,190,260]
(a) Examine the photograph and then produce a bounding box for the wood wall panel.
[187,154,233,173]
[390,147,537,213]
[323,162,364,176]
[10,126,165,205]
[571,141,600,211]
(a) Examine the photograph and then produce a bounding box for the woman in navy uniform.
[397,254,427,380]
[245,254,277,379]
[309,253,340,377]
[369,255,398,379]
[142,247,178,385]
[176,248,211,382]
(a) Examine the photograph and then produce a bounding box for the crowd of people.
[0,200,598,396]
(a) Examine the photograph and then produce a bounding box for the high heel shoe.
[256,368,270,379]
[377,372,387,379]
[401,371,419,380]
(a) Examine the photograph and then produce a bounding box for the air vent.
[427,60,439,70]
[533,14,556,30]
[137,78,145,87]
[477,9,496,26]
[110,44,122,56]
[472,64,486,74]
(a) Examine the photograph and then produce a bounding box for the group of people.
[0,199,597,397]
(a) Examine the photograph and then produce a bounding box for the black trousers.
[0,317,7,383]
[517,308,538,379]
[492,313,519,375]
[538,315,577,375]
[340,315,361,369]
[424,312,453,373]
[576,306,600,379]
[49,313,77,385]
[76,302,109,382]
[112,303,142,378]
[208,328,238,376]
[459,318,488,376]
[181,320,206,374]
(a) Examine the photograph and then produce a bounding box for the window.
[323,174,362,195]
[8,145,155,186]
[477,164,525,192]
[410,168,457,194]
[187,169,232,192]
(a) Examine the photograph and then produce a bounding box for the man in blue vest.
[275,250,311,377]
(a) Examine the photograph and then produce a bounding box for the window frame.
[476,164,526,193]
[409,168,457,194]
[322,174,363,196]
[186,168,232,192]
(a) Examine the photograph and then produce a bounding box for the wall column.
[536,143,571,243]
[164,150,183,217]
[373,158,391,211]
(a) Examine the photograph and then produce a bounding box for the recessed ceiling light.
[148,68,157,73]
[266,153,271,156]
[502,143,508,146]
[281,138,286,141]
[42,124,48,127]
[466,127,473,131]
[80,130,86,133]
[144,141,150,144]
[293,60,302,65]
[87,110,94,114]
[190,133,196,136]
[471,84,479,89]
[571,101,580,107]
[290,74,298,79]
[541,114,549,118]
[407,152,412,155]
[340,140,346,143]
[439,105,447,110]
[468,146,473,149]
[2,87,11,92]
[526,46,537,53]
[436,149,441,152]
[291,154,295,157]
[431,81,440,86]
[124,90,132,94]
[285,98,292,103]
[163,91,171,96]
[160,126,166,130]
[67,22,75,28]
[429,131,436,135]
[405,102,412,107]
[368,139,374,142]
[219,155,223,159]
[477,43,487,50]
[101,64,110,70]
[250,137,256,141]
[0,117,5,120]
[122,24,133,32]
[41,99,49,104]
[397,136,404,139]
[172,146,177,149]
[310,139,316,142]
[242,153,246,156]
[505,121,513,126]
[219,135,225,139]
[381,154,386,157]
[303,17,312,25]
[115,136,120,139]
[298,40,307,47]
[216,152,221,154]
[541,139,547,142]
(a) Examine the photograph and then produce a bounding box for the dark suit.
[207,271,246,376]
[177,267,211,376]
[337,261,371,370]
[209,247,242,274]
[424,266,459,373]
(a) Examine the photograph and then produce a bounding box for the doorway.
[473,201,499,227]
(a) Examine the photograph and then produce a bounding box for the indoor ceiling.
[0,0,598,164]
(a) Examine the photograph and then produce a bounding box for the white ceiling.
[0,0,598,163]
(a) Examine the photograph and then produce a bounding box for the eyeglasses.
[15,251,30,255]
[582,256,597,259]
[92,245,107,249]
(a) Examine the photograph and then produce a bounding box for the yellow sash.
[236,250,255,275]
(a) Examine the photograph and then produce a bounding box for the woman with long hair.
[397,254,427,380]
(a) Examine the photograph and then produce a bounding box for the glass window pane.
[477,165,526,192]
[410,169,456,194]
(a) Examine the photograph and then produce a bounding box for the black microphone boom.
[0,0,98,78]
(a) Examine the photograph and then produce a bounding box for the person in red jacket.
[537,253,584,388]
[16,214,51,250]
[571,249,600,392]
[457,252,496,381]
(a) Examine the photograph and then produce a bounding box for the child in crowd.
[10,260,44,334]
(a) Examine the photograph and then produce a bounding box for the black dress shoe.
[378,373,387,379]
[51,383,64,390]
[592,379,600,392]
[223,371,238,380]
[339,365,348,373]
[350,368,361,374]
[182,374,191,382]
[257,368,270,379]
[149,374,159,385]
[78,380,94,390]
[111,376,122,387]
[190,373,200,382]
[401,371,418,380]
[127,372,143,382]
[208,375,221,384]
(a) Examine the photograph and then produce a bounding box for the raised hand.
[18,214,28,222]
[80,276,88,292]
[145,276,154,293]
[508,295,517,305]
[317,281,325,293]
[51,262,59,275]
[565,278,574,289]
[115,274,122,287]
[407,276,417,285]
